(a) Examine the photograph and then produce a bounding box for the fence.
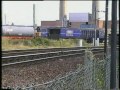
[4,50,119,90]
[12,50,110,90]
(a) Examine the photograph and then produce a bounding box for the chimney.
[92,1,100,26]
[59,0,66,21]
[96,1,100,21]
[59,0,67,27]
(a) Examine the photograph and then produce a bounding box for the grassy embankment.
[2,37,86,50]
[2,37,102,50]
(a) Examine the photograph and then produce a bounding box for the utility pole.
[5,14,6,25]
[33,4,36,37]
[110,0,117,89]
[94,2,97,46]
[104,0,108,56]
[33,4,35,29]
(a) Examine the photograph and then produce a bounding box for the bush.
[23,40,32,46]
[30,38,51,46]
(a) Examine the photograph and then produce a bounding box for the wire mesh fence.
[3,49,119,90]
[13,50,111,90]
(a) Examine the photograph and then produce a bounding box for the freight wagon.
[2,25,34,39]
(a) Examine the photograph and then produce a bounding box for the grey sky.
[2,1,119,26]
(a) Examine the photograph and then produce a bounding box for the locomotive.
[38,27,105,43]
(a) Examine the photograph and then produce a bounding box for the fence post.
[105,55,111,90]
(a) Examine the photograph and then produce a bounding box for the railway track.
[2,47,119,89]
[2,47,104,66]
[2,46,103,57]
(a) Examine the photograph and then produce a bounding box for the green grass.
[2,37,78,50]
[2,37,100,50]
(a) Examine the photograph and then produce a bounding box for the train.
[39,27,105,42]
[2,25,34,39]
[2,25,105,43]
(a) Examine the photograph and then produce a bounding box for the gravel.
[2,55,84,88]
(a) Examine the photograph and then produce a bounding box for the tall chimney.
[92,1,96,22]
[59,0,67,27]
[92,1,100,26]
[59,0,66,21]
[96,1,100,21]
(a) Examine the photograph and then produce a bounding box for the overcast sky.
[2,1,119,26]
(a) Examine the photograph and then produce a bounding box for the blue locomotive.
[39,27,82,39]
[39,27,105,41]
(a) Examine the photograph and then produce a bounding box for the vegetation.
[2,37,100,50]
[2,37,78,50]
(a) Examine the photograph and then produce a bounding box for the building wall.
[41,21,62,28]
[70,22,86,29]
[97,20,104,28]
[103,21,112,29]
[70,20,104,29]
[103,20,119,28]
[69,13,92,22]
[103,20,119,34]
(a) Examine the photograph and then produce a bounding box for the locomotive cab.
[48,27,61,39]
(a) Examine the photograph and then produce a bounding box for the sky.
[2,1,119,26]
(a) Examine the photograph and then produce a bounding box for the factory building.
[40,0,66,28]
[40,0,119,41]
[40,1,102,29]
[103,20,119,34]
[41,21,63,28]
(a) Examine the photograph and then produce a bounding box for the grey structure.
[2,26,34,36]
[59,0,66,21]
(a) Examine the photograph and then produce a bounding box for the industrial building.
[40,1,104,29]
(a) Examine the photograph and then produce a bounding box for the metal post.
[94,4,96,46]
[5,14,6,25]
[33,4,35,37]
[78,39,83,47]
[110,0,117,89]
[104,0,108,57]
[33,4,36,37]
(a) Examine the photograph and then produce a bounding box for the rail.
[2,47,104,67]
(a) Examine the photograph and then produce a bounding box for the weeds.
[2,37,79,50]
[2,37,95,50]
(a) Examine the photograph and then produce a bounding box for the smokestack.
[92,1,96,22]
[92,1,100,25]
[59,0,66,21]
[59,0,67,27]
[96,1,100,20]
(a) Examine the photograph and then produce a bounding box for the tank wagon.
[2,25,34,39]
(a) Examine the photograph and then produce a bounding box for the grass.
[2,37,101,50]
[2,37,36,50]
[2,37,78,50]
